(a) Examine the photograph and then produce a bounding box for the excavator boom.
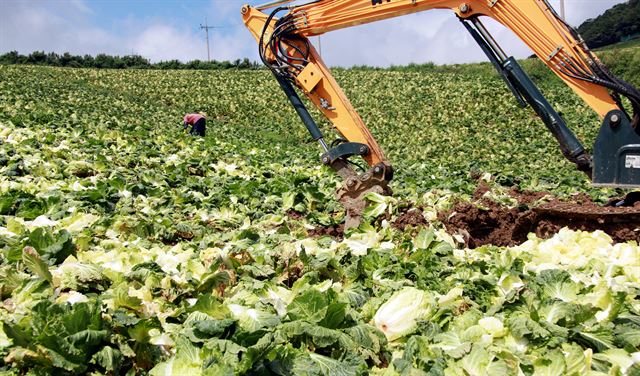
[242,0,640,227]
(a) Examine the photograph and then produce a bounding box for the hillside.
[597,37,640,50]
[577,0,640,49]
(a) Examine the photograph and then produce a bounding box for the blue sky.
[0,0,628,66]
[86,1,242,33]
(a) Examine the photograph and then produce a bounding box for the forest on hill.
[577,0,640,49]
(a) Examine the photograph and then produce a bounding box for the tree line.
[0,51,261,70]
[577,0,639,49]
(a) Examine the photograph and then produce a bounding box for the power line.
[200,18,220,62]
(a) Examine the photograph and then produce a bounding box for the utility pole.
[200,18,218,62]
[559,0,565,20]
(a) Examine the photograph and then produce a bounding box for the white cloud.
[315,0,627,67]
[550,0,627,26]
[1,1,119,56]
[130,25,205,62]
[207,0,242,24]
[67,0,93,15]
[209,29,259,62]
[0,0,629,66]
[0,0,211,62]
[316,11,531,67]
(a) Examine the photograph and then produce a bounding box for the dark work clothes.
[190,118,206,136]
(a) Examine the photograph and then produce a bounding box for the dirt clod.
[286,210,305,220]
[286,210,345,239]
[393,208,428,230]
[307,224,345,239]
[507,187,551,205]
[439,201,526,248]
[472,181,492,200]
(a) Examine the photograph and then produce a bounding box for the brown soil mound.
[532,201,640,241]
[286,210,305,221]
[439,201,527,248]
[393,208,428,230]
[307,223,345,239]
[440,189,640,248]
[287,210,345,239]
[290,187,640,247]
[508,187,551,205]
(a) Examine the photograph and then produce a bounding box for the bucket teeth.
[333,163,392,229]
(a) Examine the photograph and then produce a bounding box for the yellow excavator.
[241,0,640,227]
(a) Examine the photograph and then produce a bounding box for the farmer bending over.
[183,112,206,136]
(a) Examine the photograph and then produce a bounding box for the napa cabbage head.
[373,287,436,341]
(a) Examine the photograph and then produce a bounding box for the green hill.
[577,0,640,49]
[596,37,640,51]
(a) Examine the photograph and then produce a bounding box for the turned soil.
[440,185,640,247]
[287,210,345,240]
[289,186,640,248]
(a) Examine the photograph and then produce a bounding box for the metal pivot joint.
[321,142,369,165]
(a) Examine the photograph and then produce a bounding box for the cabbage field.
[0,54,639,375]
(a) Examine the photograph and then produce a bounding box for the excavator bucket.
[332,162,393,229]
[593,110,640,188]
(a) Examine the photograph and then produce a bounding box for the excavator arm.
[242,0,640,227]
